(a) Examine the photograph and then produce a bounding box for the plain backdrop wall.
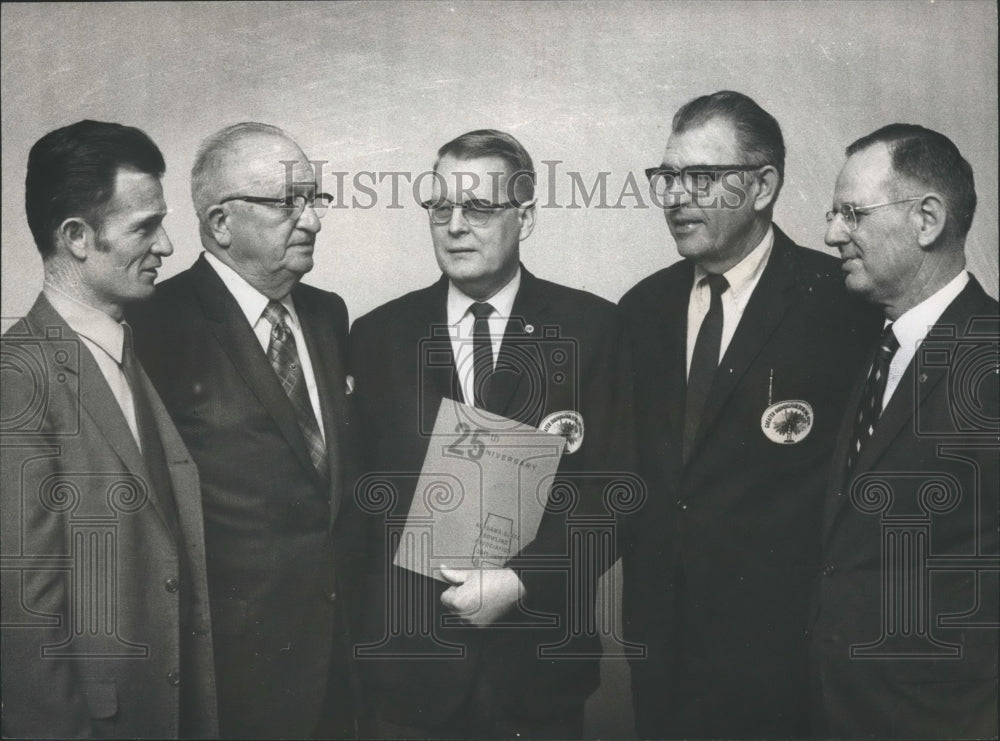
[2,1,997,327]
[2,2,997,737]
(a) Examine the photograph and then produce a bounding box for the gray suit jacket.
[1,294,217,738]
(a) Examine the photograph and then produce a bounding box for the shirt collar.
[204,251,299,328]
[43,282,125,363]
[693,224,774,301]
[447,266,522,325]
[888,270,969,347]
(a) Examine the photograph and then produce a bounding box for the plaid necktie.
[845,323,899,476]
[683,273,729,464]
[262,301,328,479]
[470,302,495,409]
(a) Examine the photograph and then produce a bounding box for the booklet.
[393,399,565,581]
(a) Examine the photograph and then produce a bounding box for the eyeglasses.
[645,165,764,197]
[420,199,525,227]
[825,197,922,231]
[219,192,334,220]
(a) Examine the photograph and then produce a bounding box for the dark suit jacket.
[810,276,999,739]
[349,267,635,729]
[1,294,217,738]
[128,254,363,739]
[618,226,881,738]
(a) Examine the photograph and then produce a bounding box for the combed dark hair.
[435,129,535,203]
[847,123,977,238]
[25,119,165,258]
[672,90,786,184]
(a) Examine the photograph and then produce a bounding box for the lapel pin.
[761,399,814,444]
[345,375,355,395]
[540,410,584,454]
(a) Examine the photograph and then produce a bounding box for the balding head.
[191,122,323,298]
[191,122,306,219]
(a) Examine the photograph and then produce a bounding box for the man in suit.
[350,129,635,738]
[128,123,361,739]
[810,124,998,738]
[1,120,217,737]
[618,91,880,738]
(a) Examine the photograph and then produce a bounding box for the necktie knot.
[878,324,900,361]
[262,300,290,328]
[702,273,729,299]
[469,302,494,320]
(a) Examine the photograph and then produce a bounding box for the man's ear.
[204,204,232,248]
[517,201,537,242]
[56,217,92,260]
[915,193,947,248]
[751,166,781,213]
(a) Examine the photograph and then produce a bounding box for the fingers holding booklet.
[438,565,527,626]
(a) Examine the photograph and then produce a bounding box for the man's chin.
[286,255,314,276]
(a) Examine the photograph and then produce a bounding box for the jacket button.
[822,564,836,577]
[326,591,337,603]
[167,670,181,686]
[164,577,180,593]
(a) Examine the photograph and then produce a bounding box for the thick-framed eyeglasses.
[825,197,922,231]
[645,164,764,197]
[420,199,525,227]
[218,192,335,220]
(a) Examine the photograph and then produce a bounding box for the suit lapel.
[295,288,344,517]
[656,262,696,477]
[823,277,992,538]
[28,295,180,537]
[852,278,990,475]
[410,277,458,433]
[189,256,318,480]
[688,230,799,463]
[488,268,549,422]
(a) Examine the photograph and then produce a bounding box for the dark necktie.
[845,324,900,476]
[470,302,495,409]
[262,300,328,480]
[683,273,729,464]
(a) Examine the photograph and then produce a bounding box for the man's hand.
[438,566,526,626]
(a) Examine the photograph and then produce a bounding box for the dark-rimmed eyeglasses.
[825,197,922,231]
[645,165,764,197]
[420,199,526,227]
[219,192,334,220]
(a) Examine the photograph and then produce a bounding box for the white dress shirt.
[204,251,325,439]
[881,270,969,411]
[43,283,141,447]
[447,267,521,407]
[686,226,774,376]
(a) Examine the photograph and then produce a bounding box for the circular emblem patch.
[539,410,585,454]
[760,400,813,444]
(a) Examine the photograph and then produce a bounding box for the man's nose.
[824,213,850,248]
[447,205,469,235]
[296,202,322,233]
[152,225,173,256]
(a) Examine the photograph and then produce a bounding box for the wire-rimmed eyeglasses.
[825,197,922,231]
